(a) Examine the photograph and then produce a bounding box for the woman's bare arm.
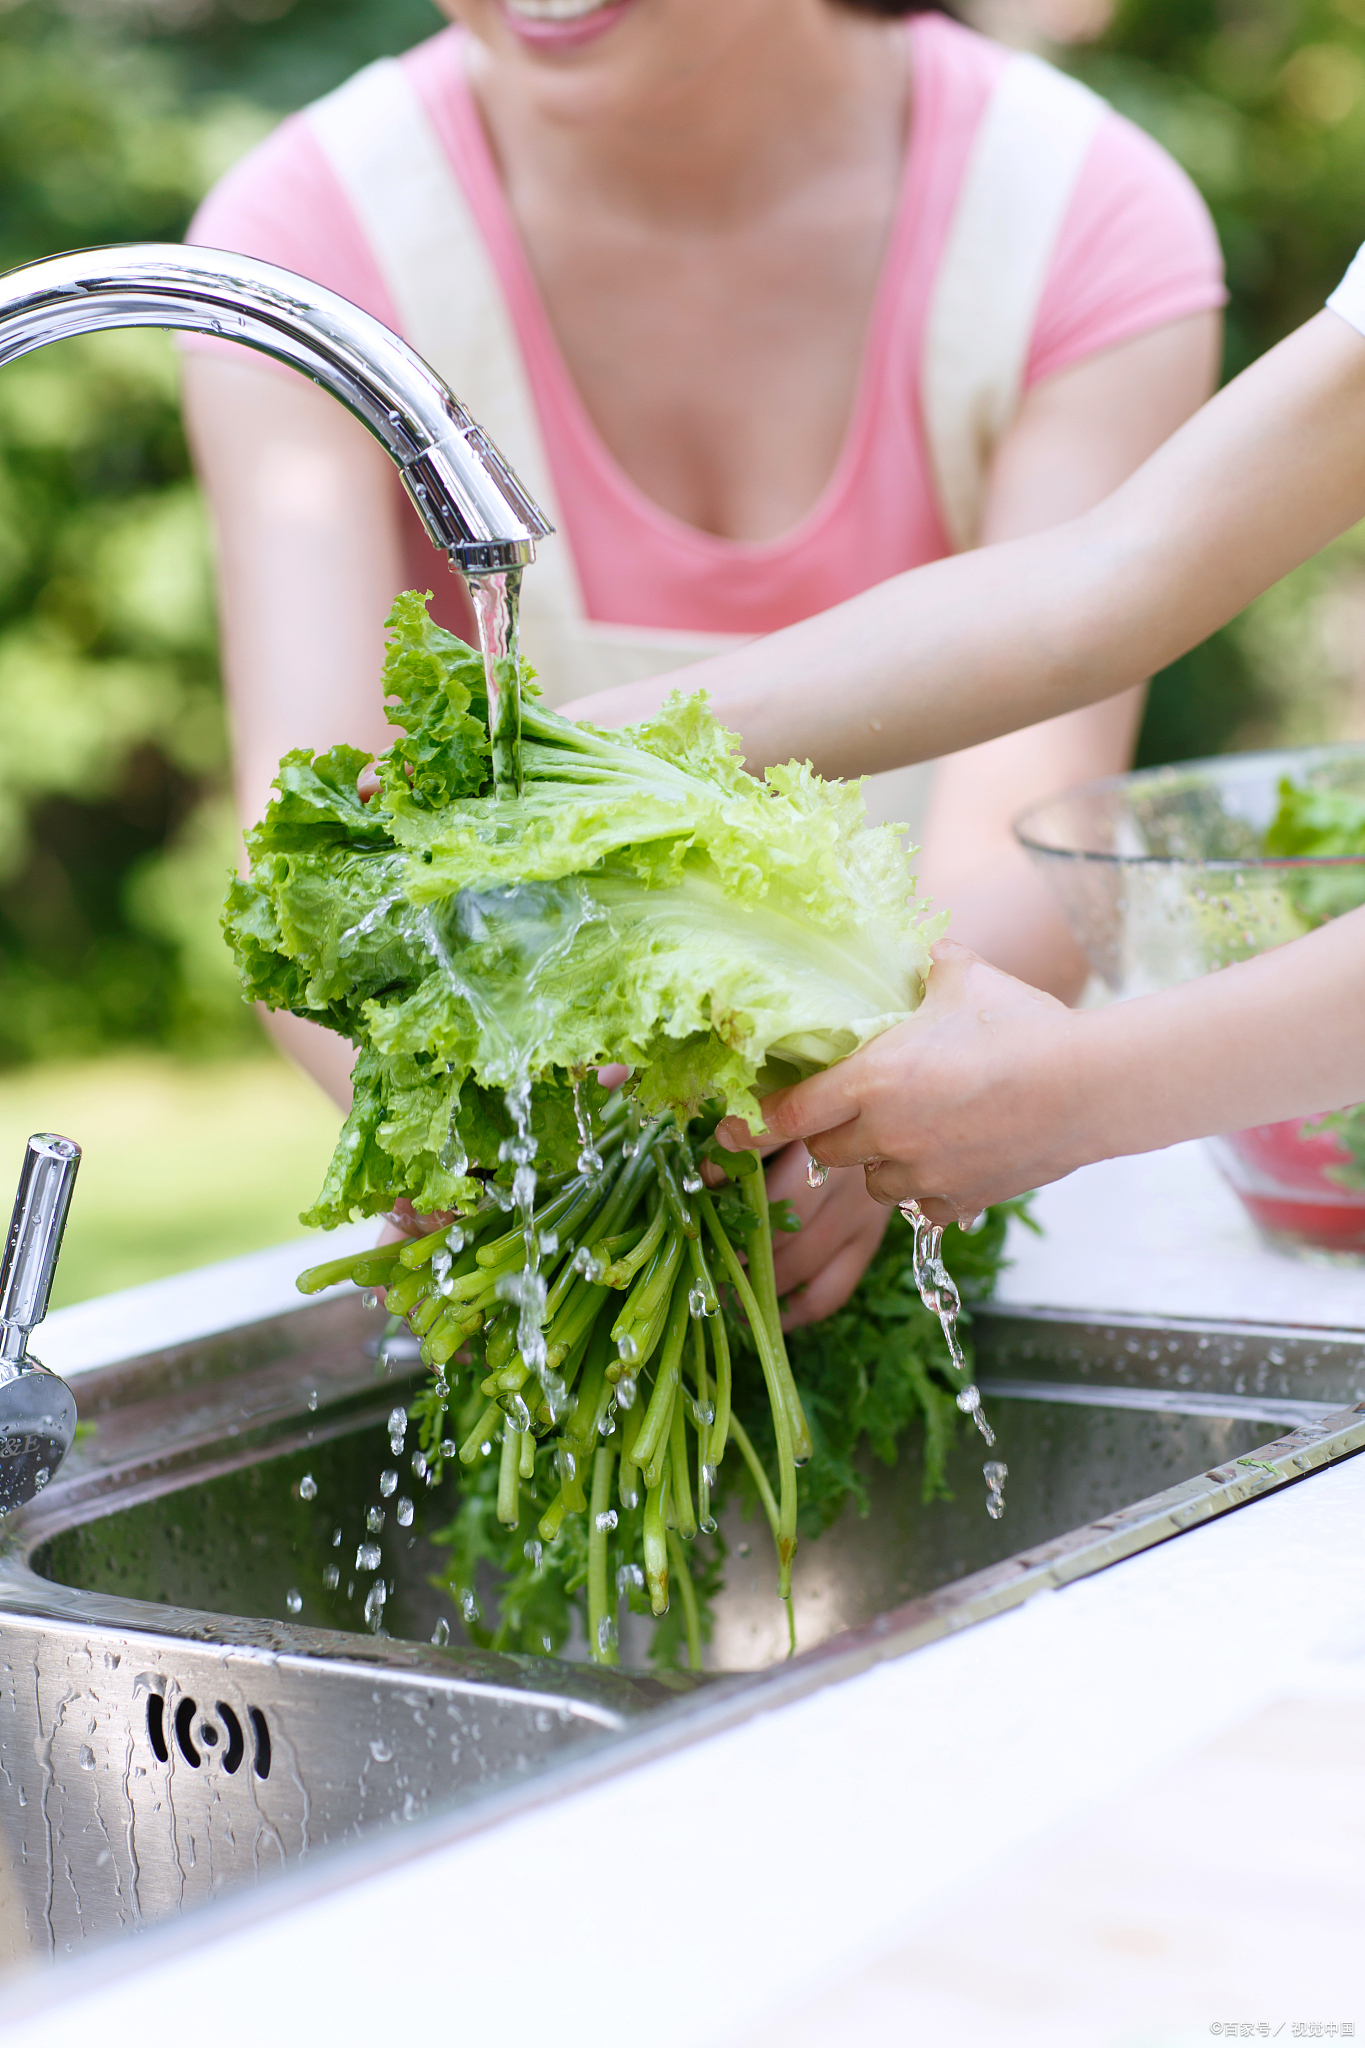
[182,352,407,1107]
[917,309,1220,1001]
[564,311,1365,777]
[720,906,1365,1226]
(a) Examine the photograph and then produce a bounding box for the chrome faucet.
[0,243,551,573]
[0,244,553,780]
[0,1135,80,1513]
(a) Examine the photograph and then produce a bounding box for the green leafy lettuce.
[224,592,940,1226]
[1264,772,1365,1185]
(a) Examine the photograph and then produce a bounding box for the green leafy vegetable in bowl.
[226,592,1020,1667]
[1263,773,1365,1185]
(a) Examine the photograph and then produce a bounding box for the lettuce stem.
[666,1530,702,1673]
[587,1446,618,1664]
[699,1194,797,1597]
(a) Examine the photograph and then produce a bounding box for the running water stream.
[804,1155,1006,1518]
[469,568,524,799]
[899,1198,1007,1521]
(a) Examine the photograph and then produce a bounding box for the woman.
[183,0,1222,1319]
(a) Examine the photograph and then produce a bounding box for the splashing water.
[984,1461,1008,1520]
[469,568,524,799]
[497,1071,569,1423]
[899,1199,999,1475]
[570,1070,603,1176]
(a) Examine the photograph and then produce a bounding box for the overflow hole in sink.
[217,1702,245,1774]
[146,1693,168,1763]
[174,1697,201,1767]
[249,1705,271,1780]
[149,1690,265,1775]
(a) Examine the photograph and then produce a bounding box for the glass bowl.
[1014,744,1365,1260]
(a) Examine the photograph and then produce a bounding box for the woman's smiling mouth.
[499,0,638,48]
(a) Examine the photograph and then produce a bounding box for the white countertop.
[998,1135,1365,1328]
[4,1144,1364,2045]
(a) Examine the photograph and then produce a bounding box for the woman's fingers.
[781,1231,887,1329]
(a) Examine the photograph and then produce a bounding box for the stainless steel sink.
[2,1287,1363,1968]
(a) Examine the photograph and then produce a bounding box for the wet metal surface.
[0,1292,1362,1965]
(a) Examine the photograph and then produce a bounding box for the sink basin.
[2,1287,1363,1967]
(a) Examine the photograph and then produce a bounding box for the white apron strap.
[305,58,744,706]
[920,51,1107,556]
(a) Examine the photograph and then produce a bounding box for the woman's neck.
[464,2,910,233]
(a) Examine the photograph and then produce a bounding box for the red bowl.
[1208,1113,1365,1255]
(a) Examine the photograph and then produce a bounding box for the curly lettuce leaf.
[224,592,940,1226]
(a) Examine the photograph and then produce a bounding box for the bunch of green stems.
[298,1098,812,1663]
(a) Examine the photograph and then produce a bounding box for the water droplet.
[362,1290,380,1311]
[597,1616,618,1655]
[984,1459,1008,1519]
[388,1406,408,1442]
[617,1333,639,1366]
[299,1473,317,1501]
[615,1562,644,1592]
[572,1244,605,1282]
[368,1737,393,1763]
[363,1580,387,1630]
[34,1467,47,1491]
[681,1171,703,1195]
[286,1588,303,1614]
[78,1745,95,1771]
[332,1525,342,1547]
[412,1450,429,1480]
[323,1564,339,1590]
[805,1152,829,1189]
[356,1542,382,1571]
[379,1469,398,1498]
[396,1497,414,1526]
[524,1539,543,1569]
[431,1617,451,1646]
[367,1505,385,1533]
[307,1389,319,1412]
[594,1509,618,1532]
[460,1587,480,1623]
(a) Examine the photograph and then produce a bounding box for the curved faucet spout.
[0,243,553,576]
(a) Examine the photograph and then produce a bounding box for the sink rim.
[2,1290,1364,1980]
[7,1295,1365,1700]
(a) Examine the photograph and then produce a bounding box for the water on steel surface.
[1,1289,1362,1963]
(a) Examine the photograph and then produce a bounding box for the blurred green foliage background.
[1,0,1364,1294]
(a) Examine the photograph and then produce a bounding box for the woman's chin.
[497,0,640,51]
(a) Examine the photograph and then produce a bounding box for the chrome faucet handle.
[0,1134,81,1514]
[0,1134,80,1358]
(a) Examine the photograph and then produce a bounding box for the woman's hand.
[719,940,1099,1226]
[763,1142,891,1328]
[700,1137,891,1327]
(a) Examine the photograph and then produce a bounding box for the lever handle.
[0,1134,81,1350]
